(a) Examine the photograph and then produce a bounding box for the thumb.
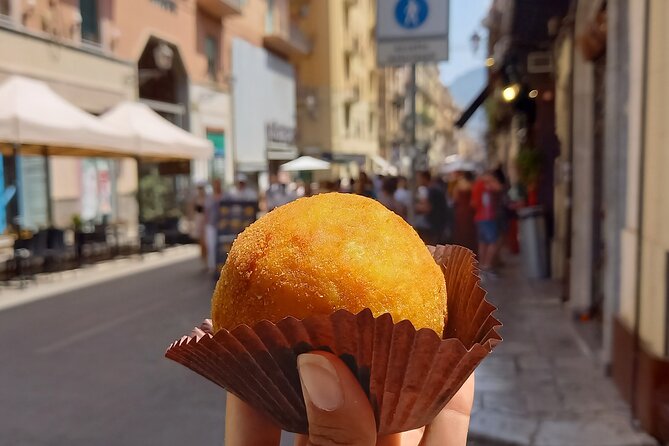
[297,352,377,446]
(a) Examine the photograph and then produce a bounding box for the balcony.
[197,0,242,18]
[345,33,360,55]
[264,20,312,57]
[342,86,360,104]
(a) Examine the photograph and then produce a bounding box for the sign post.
[376,0,449,67]
[376,0,449,222]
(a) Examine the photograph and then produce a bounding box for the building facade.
[291,0,379,180]
[485,0,669,440]
[378,64,458,175]
[0,0,310,229]
[0,0,137,230]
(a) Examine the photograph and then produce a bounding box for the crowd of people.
[343,168,514,275]
[188,166,515,276]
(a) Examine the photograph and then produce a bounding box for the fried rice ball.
[211,192,446,333]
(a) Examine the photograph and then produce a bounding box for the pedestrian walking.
[452,171,478,253]
[354,172,375,198]
[265,174,294,211]
[471,171,503,272]
[377,176,406,217]
[394,176,411,218]
[415,171,449,245]
[188,182,208,267]
[227,173,258,201]
[204,179,223,274]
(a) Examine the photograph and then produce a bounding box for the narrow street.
[0,258,288,445]
[0,254,657,445]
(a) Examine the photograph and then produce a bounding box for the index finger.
[225,393,282,446]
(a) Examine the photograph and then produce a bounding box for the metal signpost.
[376,0,449,222]
[377,0,450,67]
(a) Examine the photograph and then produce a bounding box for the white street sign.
[376,0,449,66]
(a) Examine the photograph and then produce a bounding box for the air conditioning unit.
[527,52,553,74]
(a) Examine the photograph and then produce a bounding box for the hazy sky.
[439,0,493,87]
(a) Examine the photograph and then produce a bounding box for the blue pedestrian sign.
[395,0,429,29]
[377,0,450,66]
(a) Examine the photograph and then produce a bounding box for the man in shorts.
[471,171,502,271]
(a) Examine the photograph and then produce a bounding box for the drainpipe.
[631,0,651,425]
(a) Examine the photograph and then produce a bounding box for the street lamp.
[502,83,520,102]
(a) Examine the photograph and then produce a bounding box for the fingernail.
[297,353,344,412]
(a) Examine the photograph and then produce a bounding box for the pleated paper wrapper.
[165,244,502,435]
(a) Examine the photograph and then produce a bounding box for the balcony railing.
[197,0,242,18]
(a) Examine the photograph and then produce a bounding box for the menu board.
[215,199,259,271]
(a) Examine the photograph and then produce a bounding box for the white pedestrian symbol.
[404,0,420,27]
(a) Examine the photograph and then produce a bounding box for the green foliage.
[517,146,542,187]
[139,168,171,221]
[71,214,82,230]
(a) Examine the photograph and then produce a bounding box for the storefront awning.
[0,75,135,156]
[101,101,213,161]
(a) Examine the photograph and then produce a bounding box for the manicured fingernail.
[297,353,344,411]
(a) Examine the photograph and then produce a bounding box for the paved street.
[0,257,291,445]
[470,259,658,446]
[0,254,660,446]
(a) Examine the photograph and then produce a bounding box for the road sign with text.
[376,0,449,66]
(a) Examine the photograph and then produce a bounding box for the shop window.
[80,0,100,44]
[205,35,219,81]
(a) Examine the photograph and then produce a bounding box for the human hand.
[224,351,475,446]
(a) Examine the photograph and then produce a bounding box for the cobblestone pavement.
[468,259,658,446]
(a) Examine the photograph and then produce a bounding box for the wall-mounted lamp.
[502,83,520,102]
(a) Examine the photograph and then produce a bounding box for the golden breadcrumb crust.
[212,193,447,333]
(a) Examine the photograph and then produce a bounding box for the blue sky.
[439,0,492,87]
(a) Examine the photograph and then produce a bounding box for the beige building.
[378,63,458,174]
[291,0,379,178]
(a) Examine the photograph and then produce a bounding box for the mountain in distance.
[446,66,488,146]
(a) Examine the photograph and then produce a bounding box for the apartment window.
[265,0,274,32]
[345,54,351,79]
[0,0,10,18]
[80,0,100,43]
[344,3,350,29]
[204,35,218,81]
[344,104,352,133]
[369,111,374,136]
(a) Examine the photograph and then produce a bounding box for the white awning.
[101,101,213,160]
[279,156,331,172]
[0,75,135,156]
[439,154,479,174]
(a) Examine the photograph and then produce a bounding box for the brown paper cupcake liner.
[165,244,501,435]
